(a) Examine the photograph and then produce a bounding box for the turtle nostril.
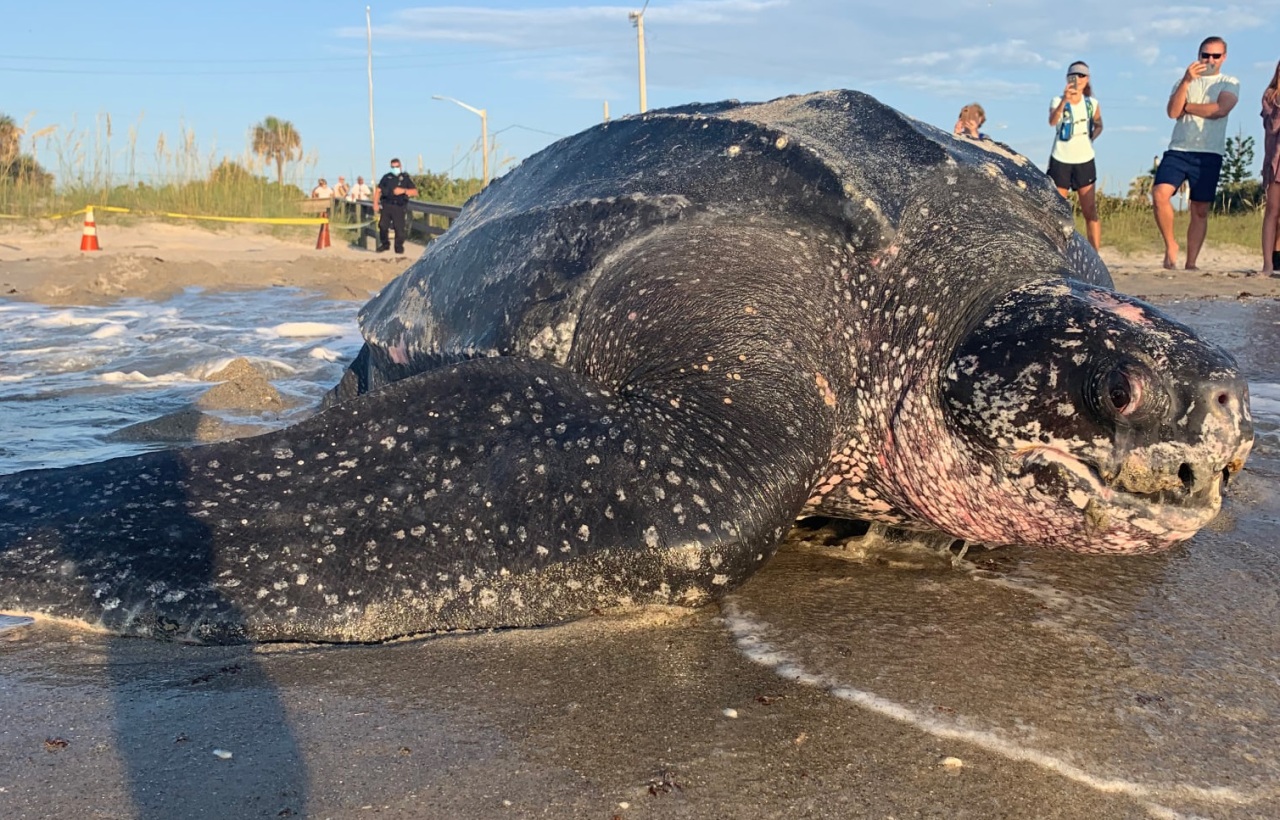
[1178,463,1195,492]
[1215,391,1230,406]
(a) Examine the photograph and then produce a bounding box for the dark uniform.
[376,168,416,254]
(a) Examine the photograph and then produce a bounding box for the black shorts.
[1153,150,1224,202]
[1047,157,1097,192]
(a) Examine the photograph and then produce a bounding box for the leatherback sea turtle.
[0,90,1253,643]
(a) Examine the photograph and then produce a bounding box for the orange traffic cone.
[315,211,331,250]
[80,207,101,252]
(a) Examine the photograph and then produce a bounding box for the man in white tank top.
[1151,36,1240,271]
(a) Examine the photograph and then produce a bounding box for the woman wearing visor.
[1048,61,1104,250]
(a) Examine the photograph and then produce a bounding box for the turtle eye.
[1092,361,1160,423]
[1105,369,1138,415]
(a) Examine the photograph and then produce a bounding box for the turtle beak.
[1096,376,1252,510]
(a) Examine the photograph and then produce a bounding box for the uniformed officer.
[375,158,418,254]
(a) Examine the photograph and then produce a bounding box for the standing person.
[311,178,333,199]
[375,158,418,255]
[1151,37,1239,271]
[1047,61,1104,251]
[334,176,350,200]
[953,103,986,139]
[1261,59,1280,275]
[346,175,373,202]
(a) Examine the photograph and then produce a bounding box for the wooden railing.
[314,197,464,250]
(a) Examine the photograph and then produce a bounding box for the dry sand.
[0,220,418,305]
[2,219,1277,306]
[1,221,1277,819]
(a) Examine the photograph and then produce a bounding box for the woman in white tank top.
[1048,61,1104,250]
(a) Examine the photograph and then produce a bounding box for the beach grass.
[3,115,1268,256]
[1069,197,1266,255]
[1084,208,1266,255]
[0,116,483,232]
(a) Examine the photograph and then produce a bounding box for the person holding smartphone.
[953,103,986,139]
[1261,59,1280,275]
[1151,37,1240,271]
[1048,61,1103,251]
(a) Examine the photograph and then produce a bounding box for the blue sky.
[4,1,1279,196]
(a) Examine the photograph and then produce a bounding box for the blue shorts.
[1153,150,1224,203]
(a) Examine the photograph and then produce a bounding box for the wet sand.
[1,222,1277,819]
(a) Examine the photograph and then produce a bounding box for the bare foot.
[1184,264,1199,271]
[1162,252,1178,270]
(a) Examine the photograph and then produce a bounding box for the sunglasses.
[1068,72,1087,78]
[1200,52,1224,60]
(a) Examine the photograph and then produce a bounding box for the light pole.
[432,95,489,186]
[628,7,647,113]
[366,6,376,198]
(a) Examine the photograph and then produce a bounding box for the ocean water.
[0,287,366,474]
[1,288,1278,816]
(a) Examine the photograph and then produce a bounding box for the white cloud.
[895,74,1040,98]
[896,40,1053,72]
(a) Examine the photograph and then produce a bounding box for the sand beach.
[1,221,1278,819]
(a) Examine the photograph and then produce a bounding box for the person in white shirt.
[1151,36,1240,271]
[346,176,373,202]
[311,178,334,199]
[1047,61,1104,251]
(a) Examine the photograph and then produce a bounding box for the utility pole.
[628,6,647,113]
[366,6,376,195]
[432,95,489,186]
[603,100,610,122]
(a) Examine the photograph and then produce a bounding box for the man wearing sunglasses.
[1152,37,1239,270]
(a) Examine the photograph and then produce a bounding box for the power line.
[491,124,566,139]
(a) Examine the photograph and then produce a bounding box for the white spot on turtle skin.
[577,525,591,541]
[643,526,660,548]
[774,135,789,149]
[296,573,309,585]
[726,144,741,157]
[666,544,702,571]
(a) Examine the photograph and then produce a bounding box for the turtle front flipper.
[0,346,835,643]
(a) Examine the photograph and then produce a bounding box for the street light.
[628,7,647,113]
[432,95,489,186]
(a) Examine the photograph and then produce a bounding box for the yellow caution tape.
[0,205,330,226]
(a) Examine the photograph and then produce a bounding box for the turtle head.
[939,281,1252,554]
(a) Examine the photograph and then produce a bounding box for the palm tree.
[250,116,302,186]
[0,113,22,166]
